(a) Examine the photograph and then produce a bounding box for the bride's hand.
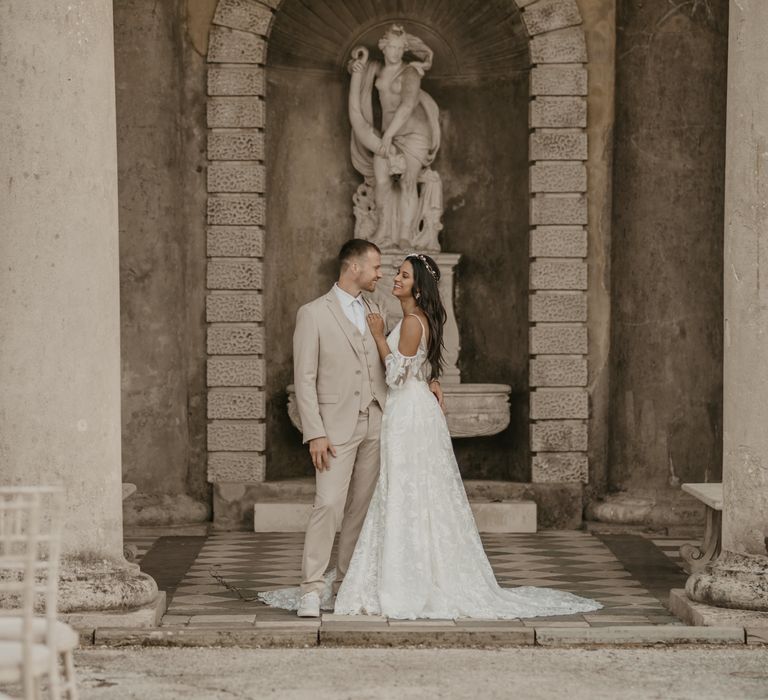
[429,380,445,412]
[366,313,385,337]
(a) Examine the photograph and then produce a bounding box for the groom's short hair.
[338,239,381,269]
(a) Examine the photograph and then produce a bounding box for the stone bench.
[679,482,722,573]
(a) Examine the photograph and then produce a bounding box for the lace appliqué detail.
[384,350,422,387]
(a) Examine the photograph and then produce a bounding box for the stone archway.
[204,0,590,527]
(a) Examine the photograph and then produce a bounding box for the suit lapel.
[325,289,363,358]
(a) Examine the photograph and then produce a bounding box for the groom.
[293,239,441,617]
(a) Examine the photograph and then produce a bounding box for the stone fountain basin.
[287,382,510,439]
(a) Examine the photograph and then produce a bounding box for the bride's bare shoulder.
[398,314,424,355]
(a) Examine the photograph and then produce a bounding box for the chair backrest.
[0,487,63,641]
[0,488,42,693]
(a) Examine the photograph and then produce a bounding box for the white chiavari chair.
[0,487,78,699]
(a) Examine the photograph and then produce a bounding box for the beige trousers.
[301,404,382,596]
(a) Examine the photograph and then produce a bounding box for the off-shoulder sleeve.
[385,349,420,388]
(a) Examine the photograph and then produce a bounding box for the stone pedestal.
[0,0,159,618]
[684,0,768,614]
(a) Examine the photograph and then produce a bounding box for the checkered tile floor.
[128,531,693,627]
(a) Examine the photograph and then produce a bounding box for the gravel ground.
[60,646,768,700]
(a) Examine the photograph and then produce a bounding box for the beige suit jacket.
[293,288,389,446]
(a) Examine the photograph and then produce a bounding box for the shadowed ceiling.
[268,0,530,77]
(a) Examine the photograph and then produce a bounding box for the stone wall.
[114,0,209,516]
[607,0,728,497]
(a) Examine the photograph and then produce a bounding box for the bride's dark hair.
[406,254,446,381]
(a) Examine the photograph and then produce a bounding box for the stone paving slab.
[535,625,746,646]
[746,627,768,645]
[94,625,318,648]
[91,622,756,649]
[319,625,536,647]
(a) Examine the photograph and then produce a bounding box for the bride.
[261,253,602,620]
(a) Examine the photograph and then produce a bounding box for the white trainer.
[297,591,321,618]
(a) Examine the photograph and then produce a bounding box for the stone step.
[253,498,536,533]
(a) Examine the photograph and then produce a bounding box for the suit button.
[356,370,361,375]
[354,391,360,396]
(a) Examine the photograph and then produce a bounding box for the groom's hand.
[309,437,337,471]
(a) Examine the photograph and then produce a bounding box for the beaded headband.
[405,253,438,281]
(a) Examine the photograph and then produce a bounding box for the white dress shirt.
[333,283,366,335]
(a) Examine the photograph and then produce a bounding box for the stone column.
[686,0,768,612]
[0,1,158,613]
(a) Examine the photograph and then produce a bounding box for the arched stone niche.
[204,0,590,527]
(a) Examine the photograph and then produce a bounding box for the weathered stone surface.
[208,388,265,419]
[530,292,587,323]
[207,356,265,386]
[530,97,586,128]
[530,388,588,419]
[208,421,266,451]
[530,259,587,290]
[531,421,588,451]
[531,194,588,225]
[669,588,768,628]
[514,0,539,7]
[686,552,768,613]
[213,0,273,36]
[208,452,266,483]
[532,452,588,483]
[530,130,587,160]
[522,0,581,36]
[207,26,266,64]
[530,356,587,387]
[208,162,265,193]
[531,65,587,95]
[123,493,209,527]
[95,625,316,647]
[535,625,745,645]
[207,65,265,96]
[207,226,264,257]
[207,97,264,129]
[530,324,587,354]
[208,129,264,161]
[207,324,264,354]
[207,259,263,289]
[530,27,587,64]
[206,292,263,322]
[530,163,587,193]
[207,194,265,225]
[530,227,587,257]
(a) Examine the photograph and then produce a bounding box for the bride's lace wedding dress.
[260,318,602,619]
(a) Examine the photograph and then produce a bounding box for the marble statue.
[348,24,443,251]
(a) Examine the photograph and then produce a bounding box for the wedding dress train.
[260,319,602,619]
